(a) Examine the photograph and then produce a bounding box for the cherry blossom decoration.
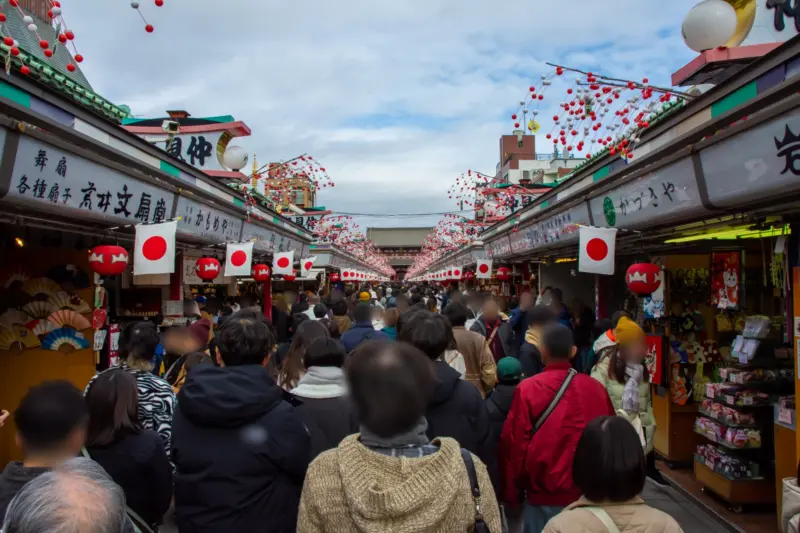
[407,216,478,279]
[130,0,165,33]
[447,168,546,223]
[313,215,394,278]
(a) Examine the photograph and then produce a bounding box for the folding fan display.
[0,309,31,328]
[42,328,90,352]
[49,292,91,314]
[0,325,41,350]
[21,301,58,319]
[26,319,58,338]
[48,310,91,331]
[22,278,63,298]
[3,267,29,289]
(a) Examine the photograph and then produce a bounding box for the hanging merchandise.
[329,272,340,283]
[626,263,662,296]
[252,264,270,283]
[107,323,121,367]
[645,335,664,386]
[273,250,295,276]
[133,220,177,275]
[476,259,493,279]
[710,251,741,310]
[224,242,254,277]
[497,266,512,281]
[88,245,129,277]
[578,226,617,275]
[301,256,318,278]
[195,257,221,282]
[643,270,666,319]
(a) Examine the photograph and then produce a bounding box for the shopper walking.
[471,298,517,361]
[500,324,615,533]
[172,311,312,533]
[291,338,358,459]
[444,302,497,398]
[340,303,388,353]
[543,417,683,533]
[381,307,399,340]
[297,340,502,533]
[84,368,172,530]
[518,305,556,379]
[277,320,331,391]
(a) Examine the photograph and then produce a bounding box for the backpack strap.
[585,507,622,533]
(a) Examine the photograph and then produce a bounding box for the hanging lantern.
[463,271,475,281]
[496,266,512,282]
[252,264,271,282]
[626,263,662,296]
[283,270,297,282]
[195,257,221,282]
[329,272,341,283]
[88,245,128,277]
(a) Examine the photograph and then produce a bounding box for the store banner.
[133,220,177,275]
[175,197,244,243]
[476,259,493,279]
[645,335,665,387]
[301,256,318,278]
[273,251,295,276]
[578,226,617,275]
[224,242,254,277]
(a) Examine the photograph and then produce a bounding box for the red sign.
[645,335,663,386]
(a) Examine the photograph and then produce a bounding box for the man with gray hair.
[2,457,131,533]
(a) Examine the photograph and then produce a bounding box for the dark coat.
[340,322,389,353]
[0,462,50,527]
[425,361,491,465]
[519,341,545,379]
[172,365,311,533]
[485,383,519,490]
[470,318,518,359]
[293,396,358,459]
[86,430,172,526]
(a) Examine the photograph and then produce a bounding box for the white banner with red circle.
[273,251,295,276]
[476,259,493,279]
[578,226,617,275]
[301,256,318,277]
[224,242,254,277]
[133,220,177,276]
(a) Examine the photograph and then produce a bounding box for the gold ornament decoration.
[722,0,757,47]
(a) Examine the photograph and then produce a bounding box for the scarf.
[622,363,644,414]
[360,417,430,449]
[291,366,348,399]
[524,326,542,349]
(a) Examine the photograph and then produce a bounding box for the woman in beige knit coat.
[543,416,682,533]
[297,340,502,533]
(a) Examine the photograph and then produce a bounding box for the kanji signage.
[700,111,800,208]
[520,203,591,251]
[588,158,705,229]
[487,236,512,259]
[7,137,176,224]
[159,131,232,173]
[242,222,305,254]
[175,197,243,242]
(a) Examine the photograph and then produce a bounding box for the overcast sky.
[66,0,698,229]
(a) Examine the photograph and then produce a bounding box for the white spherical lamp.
[682,0,738,52]
[223,145,248,171]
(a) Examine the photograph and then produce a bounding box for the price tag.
[707,459,715,471]
[742,396,754,406]
[706,384,715,398]
[726,394,736,405]
[779,407,794,425]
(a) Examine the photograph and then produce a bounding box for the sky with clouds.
[66,0,700,230]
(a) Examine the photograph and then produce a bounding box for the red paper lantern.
[463,271,475,281]
[195,257,221,282]
[252,264,270,282]
[283,270,297,282]
[496,266,512,282]
[626,263,662,296]
[329,272,340,282]
[88,245,128,277]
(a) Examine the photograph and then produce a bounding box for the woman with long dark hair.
[84,368,172,529]
[276,320,331,391]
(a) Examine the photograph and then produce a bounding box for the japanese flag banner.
[476,259,493,279]
[578,226,618,275]
[301,256,318,277]
[224,242,254,277]
[134,220,177,275]
[273,251,295,276]
[452,266,463,280]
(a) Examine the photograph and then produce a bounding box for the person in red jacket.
[499,323,615,533]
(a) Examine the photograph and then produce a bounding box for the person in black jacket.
[291,338,358,458]
[172,309,312,533]
[398,311,491,464]
[84,368,172,529]
[484,357,523,491]
[518,304,556,378]
[0,381,88,526]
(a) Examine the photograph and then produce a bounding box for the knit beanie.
[359,291,371,301]
[615,316,645,347]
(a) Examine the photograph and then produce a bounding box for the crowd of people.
[0,283,686,533]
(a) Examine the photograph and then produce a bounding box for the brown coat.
[452,326,497,398]
[543,497,683,533]
[297,435,502,533]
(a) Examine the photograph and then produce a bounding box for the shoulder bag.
[585,507,621,533]
[461,449,507,533]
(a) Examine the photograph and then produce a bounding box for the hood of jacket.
[336,435,471,533]
[488,383,517,416]
[291,366,348,399]
[593,330,616,354]
[784,478,800,533]
[429,360,462,407]
[177,365,283,428]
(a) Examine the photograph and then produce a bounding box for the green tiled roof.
[0,6,131,123]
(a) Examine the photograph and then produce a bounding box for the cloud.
[65,0,699,230]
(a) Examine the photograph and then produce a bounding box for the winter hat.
[615,316,645,347]
[187,318,211,348]
[496,357,523,382]
[358,291,371,301]
[386,288,393,295]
